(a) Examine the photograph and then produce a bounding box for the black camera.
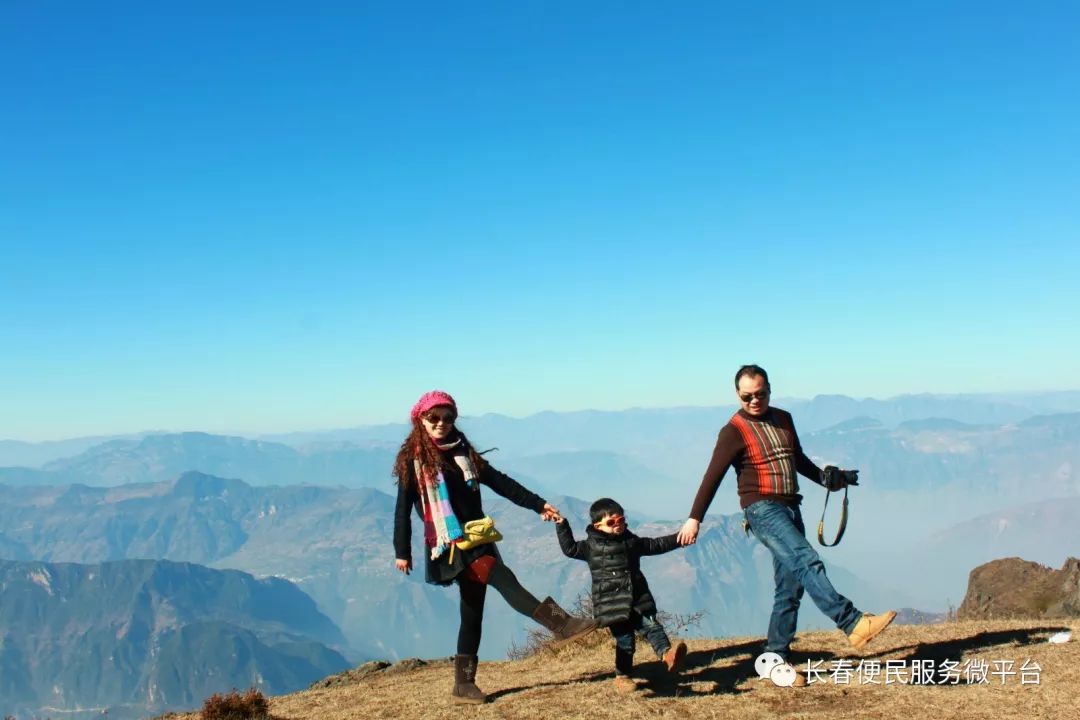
[822,465,859,491]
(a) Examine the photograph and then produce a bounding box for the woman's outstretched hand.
[395,558,412,574]
[540,503,563,523]
[677,518,700,546]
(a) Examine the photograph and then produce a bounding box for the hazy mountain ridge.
[0,558,350,720]
[0,431,398,489]
[6,391,1080,470]
[4,409,1078,525]
[803,410,1080,496]
[1,395,1076,692]
[888,496,1080,606]
[0,473,899,664]
[0,433,152,469]
[1,407,1076,651]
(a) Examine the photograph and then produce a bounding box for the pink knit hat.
[411,390,457,421]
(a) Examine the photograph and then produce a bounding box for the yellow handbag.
[455,516,503,550]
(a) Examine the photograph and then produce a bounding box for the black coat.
[394,444,547,586]
[556,521,679,627]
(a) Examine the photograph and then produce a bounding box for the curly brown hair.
[392,421,490,489]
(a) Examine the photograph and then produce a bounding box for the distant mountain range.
[255,390,1080,450]
[0,432,398,489]
[0,558,349,720]
[0,472,901,665]
[1,393,1076,715]
[804,411,1080,496]
[799,411,1080,598]
[4,408,1075,524]
[1,406,1076,619]
[6,390,1080,469]
[0,433,151,468]
[886,495,1080,607]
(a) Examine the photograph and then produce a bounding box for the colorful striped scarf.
[414,439,479,560]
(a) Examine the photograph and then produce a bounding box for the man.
[676,365,895,681]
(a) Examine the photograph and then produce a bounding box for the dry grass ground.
[168,619,1079,720]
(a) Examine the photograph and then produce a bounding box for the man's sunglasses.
[423,411,457,425]
[739,391,769,402]
[595,514,625,529]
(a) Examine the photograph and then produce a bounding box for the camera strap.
[816,485,849,547]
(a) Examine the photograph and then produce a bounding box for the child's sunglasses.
[595,514,625,529]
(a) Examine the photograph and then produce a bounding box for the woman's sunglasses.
[423,411,457,425]
[595,514,625,529]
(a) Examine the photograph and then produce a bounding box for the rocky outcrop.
[309,658,439,689]
[958,556,1080,620]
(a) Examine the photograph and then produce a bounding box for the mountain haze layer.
[0,558,350,720]
[0,472,899,663]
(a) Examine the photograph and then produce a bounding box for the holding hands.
[677,518,699,546]
[540,502,563,523]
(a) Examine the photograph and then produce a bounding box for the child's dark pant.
[609,612,671,676]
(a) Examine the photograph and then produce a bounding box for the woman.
[393,390,597,705]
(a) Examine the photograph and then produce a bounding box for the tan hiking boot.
[613,675,638,693]
[451,654,487,705]
[848,610,897,651]
[663,641,687,673]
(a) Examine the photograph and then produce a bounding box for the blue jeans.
[745,500,862,659]
[609,612,671,677]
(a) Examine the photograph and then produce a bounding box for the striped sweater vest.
[729,411,800,498]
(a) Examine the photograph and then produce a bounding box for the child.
[556,497,688,691]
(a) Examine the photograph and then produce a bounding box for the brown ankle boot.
[663,641,687,673]
[531,596,599,643]
[452,654,487,705]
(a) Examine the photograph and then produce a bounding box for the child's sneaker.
[663,641,687,673]
[613,675,638,693]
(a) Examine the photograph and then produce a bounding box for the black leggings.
[456,561,540,655]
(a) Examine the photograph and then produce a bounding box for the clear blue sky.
[2,1,1078,441]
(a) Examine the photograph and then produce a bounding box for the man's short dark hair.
[735,364,770,389]
[589,497,625,524]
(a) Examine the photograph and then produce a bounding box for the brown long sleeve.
[688,425,744,522]
[790,421,824,485]
[690,407,818,514]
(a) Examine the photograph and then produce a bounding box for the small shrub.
[656,608,705,635]
[507,593,706,660]
[201,687,270,720]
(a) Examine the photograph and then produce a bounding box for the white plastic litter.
[1048,631,1072,644]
